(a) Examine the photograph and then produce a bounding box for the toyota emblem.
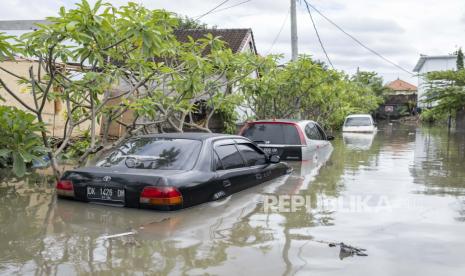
[103,176,112,182]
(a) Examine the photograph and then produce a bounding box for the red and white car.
[239,120,334,161]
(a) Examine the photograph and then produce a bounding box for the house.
[377,79,417,118]
[1,20,91,137]
[1,21,259,137]
[0,57,91,137]
[175,28,258,121]
[106,28,259,137]
[413,54,457,108]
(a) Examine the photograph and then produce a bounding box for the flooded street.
[1,123,465,275]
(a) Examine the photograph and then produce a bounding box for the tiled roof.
[386,79,417,91]
[173,28,255,54]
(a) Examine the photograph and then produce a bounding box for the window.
[315,124,327,140]
[344,117,372,126]
[215,144,245,170]
[305,123,323,140]
[236,144,267,166]
[96,138,201,170]
[242,123,301,145]
[213,151,223,170]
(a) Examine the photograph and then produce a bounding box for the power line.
[303,0,414,76]
[195,0,230,20]
[212,0,253,14]
[266,8,290,55]
[303,0,334,69]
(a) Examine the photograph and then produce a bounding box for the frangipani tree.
[0,0,259,177]
[239,55,382,129]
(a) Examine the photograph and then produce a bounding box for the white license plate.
[87,186,125,202]
[263,147,278,154]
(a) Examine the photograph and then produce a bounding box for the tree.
[0,0,259,177]
[423,70,465,118]
[457,48,464,70]
[351,70,389,97]
[175,15,209,30]
[239,55,382,130]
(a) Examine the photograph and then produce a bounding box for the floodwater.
[1,123,465,275]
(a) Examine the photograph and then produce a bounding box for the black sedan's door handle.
[223,180,232,187]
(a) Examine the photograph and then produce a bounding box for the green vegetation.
[422,69,465,120]
[0,106,49,177]
[457,48,464,70]
[0,0,383,177]
[240,55,382,129]
[420,50,465,124]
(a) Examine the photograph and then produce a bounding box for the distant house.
[377,78,417,118]
[174,28,257,56]
[106,28,259,137]
[413,54,457,108]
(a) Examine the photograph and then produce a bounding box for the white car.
[342,114,377,133]
[239,120,334,161]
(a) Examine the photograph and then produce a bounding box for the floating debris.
[328,242,368,259]
[102,231,137,240]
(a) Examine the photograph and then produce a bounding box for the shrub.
[0,106,49,176]
[420,108,449,124]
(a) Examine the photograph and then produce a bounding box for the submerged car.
[56,133,291,211]
[342,114,377,133]
[239,120,334,161]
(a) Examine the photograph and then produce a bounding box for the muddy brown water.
[1,124,465,275]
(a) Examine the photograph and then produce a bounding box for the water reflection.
[1,125,465,275]
[343,132,376,151]
[411,128,465,196]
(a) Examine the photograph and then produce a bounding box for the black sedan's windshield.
[96,138,202,170]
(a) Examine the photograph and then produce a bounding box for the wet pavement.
[1,123,465,275]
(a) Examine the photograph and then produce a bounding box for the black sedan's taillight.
[56,180,75,197]
[140,186,183,206]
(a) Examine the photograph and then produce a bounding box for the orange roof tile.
[386,79,417,91]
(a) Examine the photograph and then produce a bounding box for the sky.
[1,0,465,85]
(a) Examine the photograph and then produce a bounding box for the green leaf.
[12,152,26,177]
[0,149,11,158]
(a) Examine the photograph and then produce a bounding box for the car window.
[305,123,323,140]
[242,123,301,145]
[344,117,372,126]
[315,124,327,140]
[95,138,201,170]
[213,151,223,170]
[236,144,267,166]
[215,144,245,170]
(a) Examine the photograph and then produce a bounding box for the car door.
[315,123,331,148]
[304,122,330,160]
[213,140,254,195]
[235,142,273,186]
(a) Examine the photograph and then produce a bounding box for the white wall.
[417,57,457,108]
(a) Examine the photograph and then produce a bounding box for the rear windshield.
[95,138,201,170]
[242,123,301,145]
[344,117,372,127]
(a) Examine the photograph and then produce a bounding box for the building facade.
[377,79,417,118]
[413,54,457,108]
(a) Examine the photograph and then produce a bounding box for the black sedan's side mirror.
[268,154,280,163]
[327,135,335,141]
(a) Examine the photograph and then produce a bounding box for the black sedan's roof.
[137,132,245,141]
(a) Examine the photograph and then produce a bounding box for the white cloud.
[2,0,465,85]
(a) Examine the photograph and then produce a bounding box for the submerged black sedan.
[56,133,291,210]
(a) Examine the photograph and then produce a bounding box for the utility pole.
[290,0,298,61]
